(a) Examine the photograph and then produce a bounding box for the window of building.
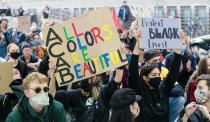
[155,6,164,18]
[167,6,177,17]
[74,8,79,17]
[81,8,86,14]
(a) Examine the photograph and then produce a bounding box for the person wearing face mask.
[49,68,123,122]
[165,39,196,89]
[128,30,182,122]
[6,72,66,122]
[7,43,28,81]
[182,74,210,122]
[185,57,210,105]
[109,88,141,122]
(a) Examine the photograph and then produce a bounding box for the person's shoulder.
[31,55,39,61]
[18,59,27,66]
[6,108,22,122]
[165,51,174,59]
[53,99,64,109]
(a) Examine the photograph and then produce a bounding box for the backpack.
[0,93,18,121]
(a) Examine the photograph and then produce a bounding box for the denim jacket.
[0,29,17,59]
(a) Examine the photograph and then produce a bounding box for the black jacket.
[128,53,181,122]
[55,79,120,122]
[165,52,196,89]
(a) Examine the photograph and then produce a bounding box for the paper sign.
[18,16,31,32]
[42,7,128,86]
[0,62,13,93]
[49,8,71,21]
[140,18,181,49]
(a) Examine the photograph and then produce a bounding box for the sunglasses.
[29,87,49,94]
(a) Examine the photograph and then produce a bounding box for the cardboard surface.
[18,16,31,32]
[42,7,128,86]
[0,62,13,93]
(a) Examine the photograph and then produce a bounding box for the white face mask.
[30,92,49,108]
[194,90,209,104]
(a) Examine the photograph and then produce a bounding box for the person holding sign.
[49,61,124,122]
[128,30,182,122]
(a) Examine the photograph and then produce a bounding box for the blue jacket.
[0,29,14,59]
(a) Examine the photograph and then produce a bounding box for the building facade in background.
[1,0,210,37]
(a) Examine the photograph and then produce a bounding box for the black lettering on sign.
[67,40,77,52]
[48,42,65,57]
[88,60,96,74]
[46,28,63,46]
[57,68,74,85]
[149,28,155,39]
[149,40,167,49]
[85,31,94,46]
[173,28,180,39]
[56,57,71,69]
[149,28,180,39]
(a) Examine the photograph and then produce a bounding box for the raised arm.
[162,49,182,94]
[128,30,141,95]
[49,60,56,97]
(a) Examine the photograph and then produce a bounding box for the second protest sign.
[140,18,181,49]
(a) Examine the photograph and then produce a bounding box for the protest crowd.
[0,1,210,122]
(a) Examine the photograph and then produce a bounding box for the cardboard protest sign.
[140,18,181,49]
[42,7,128,86]
[49,8,71,21]
[18,16,31,32]
[0,62,13,93]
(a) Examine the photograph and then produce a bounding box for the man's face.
[23,47,31,57]
[196,80,210,98]
[147,56,161,64]
[25,81,49,98]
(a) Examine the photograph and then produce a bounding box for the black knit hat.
[110,88,141,109]
[143,49,160,62]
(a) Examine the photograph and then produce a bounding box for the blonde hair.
[89,75,102,100]
[7,43,18,53]
[23,72,48,90]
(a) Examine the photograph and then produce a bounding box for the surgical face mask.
[194,90,209,104]
[30,92,49,108]
[181,45,186,53]
[149,77,161,89]
[10,52,20,59]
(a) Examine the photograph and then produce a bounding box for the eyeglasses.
[29,86,49,94]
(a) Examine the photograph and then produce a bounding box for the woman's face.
[143,68,161,88]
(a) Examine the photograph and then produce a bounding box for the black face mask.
[149,77,161,89]
[10,52,20,59]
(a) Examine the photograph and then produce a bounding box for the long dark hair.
[139,63,161,91]
[109,106,135,122]
[139,63,168,116]
[185,57,209,98]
